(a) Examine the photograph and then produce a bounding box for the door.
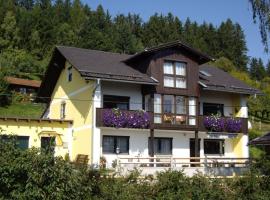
[41,137,56,154]
[190,138,201,167]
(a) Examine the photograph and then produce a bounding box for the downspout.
[91,78,101,166]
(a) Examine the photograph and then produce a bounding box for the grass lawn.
[0,102,46,118]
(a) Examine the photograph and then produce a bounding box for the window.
[102,136,129,154]
[204,139,224,155]
[103,95,130,110]
[189,97,196,125]
[163,95,174,113]
[60,101,66,119]
[41,137,55,153]
[163,61,187,88]
[0,135,29,150]
[203,103,224,116]
[67,67,72,82]
[149,137,172,155]
[153,94,197,126]
[154,94,162,123]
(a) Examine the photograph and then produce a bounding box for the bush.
[1,136,270,200]
[0,136,93,199]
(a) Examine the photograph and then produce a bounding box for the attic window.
[60,101,66,119]
[67,67,72,82]
[199,70,211,77]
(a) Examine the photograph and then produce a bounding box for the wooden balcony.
[96,108,248,134]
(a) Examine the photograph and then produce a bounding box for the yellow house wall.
[0,119,71,158]
[231,95,248,157]
[231,134,245,157]
[48,61,95,161]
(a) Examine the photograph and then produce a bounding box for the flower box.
[103,108,150,129]
[203,115,242,133]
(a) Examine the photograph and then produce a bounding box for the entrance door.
[190,138,201,167]
[41,137,56,154]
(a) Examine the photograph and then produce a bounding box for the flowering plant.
[103,108,150,129]
[226,118,242,133]
[203,114,225,132]
[203,114,242,133]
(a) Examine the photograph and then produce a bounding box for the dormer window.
[163,61,186,88]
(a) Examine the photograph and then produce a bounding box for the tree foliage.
[0,138,270,199]
[0,0,251,78]
[249,0,270,52]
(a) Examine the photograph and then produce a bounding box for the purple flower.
[103,108,150,129]
[226,118,242,133]
[203,115,225,132]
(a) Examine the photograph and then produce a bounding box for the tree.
[266,60,270,76]
[249,57,266,80]
[0,11,20,51]
[249,0,270,52]
[210,57,237,72]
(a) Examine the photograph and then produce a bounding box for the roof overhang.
[125,40,214,64]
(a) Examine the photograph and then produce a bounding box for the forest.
[0,0,270,120]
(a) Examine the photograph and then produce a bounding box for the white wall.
[100,128,238,167]
[101,81,143,110]
[200,91,235,116]
[100,128,149,167]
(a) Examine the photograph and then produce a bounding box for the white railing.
[117,156,251,168]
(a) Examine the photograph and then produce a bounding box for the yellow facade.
[0,118,71,158]
[48,61,95,162]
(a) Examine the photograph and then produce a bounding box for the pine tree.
[249,58,266,80]
[0,11,20,51]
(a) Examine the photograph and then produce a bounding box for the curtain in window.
[175,78,186,88]
[116,137,128,153]
[175,62,186,76]
[176,96,186,114]
[154,94,161,113]
[164,76,174,87]
[160,139,171,154]
[163,95,174,113]
[189,98,196,116]
[103,136,114,153]
[144,95,151,112]
[163,62,174,74]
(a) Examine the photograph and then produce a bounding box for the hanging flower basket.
[103,108,150,129]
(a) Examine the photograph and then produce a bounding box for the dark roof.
[125,40,214,64]
[6,77,41,88]
[56,46,158,85]
[199,65,262,95]
[249,132,270,145]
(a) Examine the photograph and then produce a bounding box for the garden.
[0,136,270,200]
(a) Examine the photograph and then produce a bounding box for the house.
[0,117,72,157]
[249,132,270,154]
[6,76,41,95]
[36,40,261,176]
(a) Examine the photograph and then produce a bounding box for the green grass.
[0,102,45,118]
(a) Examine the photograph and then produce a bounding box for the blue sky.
[83,0,269,65]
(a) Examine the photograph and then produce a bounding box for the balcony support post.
[149,129,154,157]
[195,130,199,157]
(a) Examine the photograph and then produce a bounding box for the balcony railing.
[96,108,248,133]
[96,108,153,129]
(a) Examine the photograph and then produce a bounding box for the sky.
[83,0,269,65]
